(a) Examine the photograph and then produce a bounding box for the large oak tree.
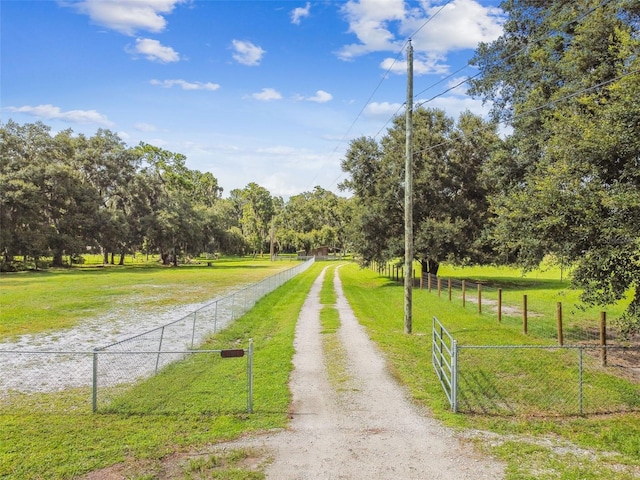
[340,107,501,276]
[469,0,640,334]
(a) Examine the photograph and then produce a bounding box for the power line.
[411,68,640,159]
[318,1,454,192]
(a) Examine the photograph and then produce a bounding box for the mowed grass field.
[0,259,638,479]
[0,256,295,340]
[1,259,322,479]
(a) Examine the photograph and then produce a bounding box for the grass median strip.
[318,265,351,392]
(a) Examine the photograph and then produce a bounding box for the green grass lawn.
[0,256,292,340]
[0,261,323,480]
[338,263,640,480]
[2,260,638,479]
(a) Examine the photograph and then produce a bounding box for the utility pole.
[404,39,414,334]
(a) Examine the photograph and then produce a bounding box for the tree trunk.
[52,252,64,267]
[421,258,439,276]
[103,248,109,265]
[119,251,126,265]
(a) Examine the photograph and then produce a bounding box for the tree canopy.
[340,107,501,275]
[469,0,640,334]
[0,120,354,269]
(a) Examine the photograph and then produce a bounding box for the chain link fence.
[432,316,640,416]
[0,258,313,414]
[457,344,640,416]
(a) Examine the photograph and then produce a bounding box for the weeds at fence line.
[0,259,313,414]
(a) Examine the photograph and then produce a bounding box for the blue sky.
[1,0,505,198]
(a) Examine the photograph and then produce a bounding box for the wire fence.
[0,258,314,414]
[457,345,640,416]
[372,262,637,346]
[432,316,640,416]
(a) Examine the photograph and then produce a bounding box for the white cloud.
[251,88,282,101]
[68,0,186,36]
[295,90,333,103]
[307,90,333,103]
[129,38,180,62]
[409,0,504,54]
[381,51,449,75]
[6,104,114,126]
[231,40,265,66]
[150,79,220,91]
[337,0,406,60]
[291,2,311,25]
[134,122,157,132]
[337,0,504,64]
[364,101,403,117]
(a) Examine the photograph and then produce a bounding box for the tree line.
[0,120,355,268]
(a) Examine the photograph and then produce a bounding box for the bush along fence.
[0,258,314,414]
[432,316,640,416]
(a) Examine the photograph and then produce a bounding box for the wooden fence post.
[462,280,466,307]
[523,294,528,334]
[497,288,502,323]
[557,302,563,346]
[437,277,442,297]
[477,284,482,314]
[600,312,607,367]
[448,278,452,301]
[428,273,432,293]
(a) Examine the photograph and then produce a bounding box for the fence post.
[477,284,482,314]
[600,312,607,367]
[437,277,442,297]
[428,273,432,293]
[578,347,584,415]
[191,311,197,349]
[462,280,466,307]
[231,294,236,321]
[214,301,218,333]
[452,340,458,413]
[247,339,254,413]
[523,294,528,335]
[497,288,502,323]
[448,278,452,301]
[92,350,98,413]
[155,326,165,373]
[557,302,563,346]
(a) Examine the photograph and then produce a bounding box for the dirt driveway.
[216,265,504,479]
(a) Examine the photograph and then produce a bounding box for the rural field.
[1,258,639,479]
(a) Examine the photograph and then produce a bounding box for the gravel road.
[223,265,505,479]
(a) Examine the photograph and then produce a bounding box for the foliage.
[276,186,353,255]
[0,121,357,268]
[469,0,640,334]
[340,108,501,274]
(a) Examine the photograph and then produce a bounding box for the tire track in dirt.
[218,265,504,479]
